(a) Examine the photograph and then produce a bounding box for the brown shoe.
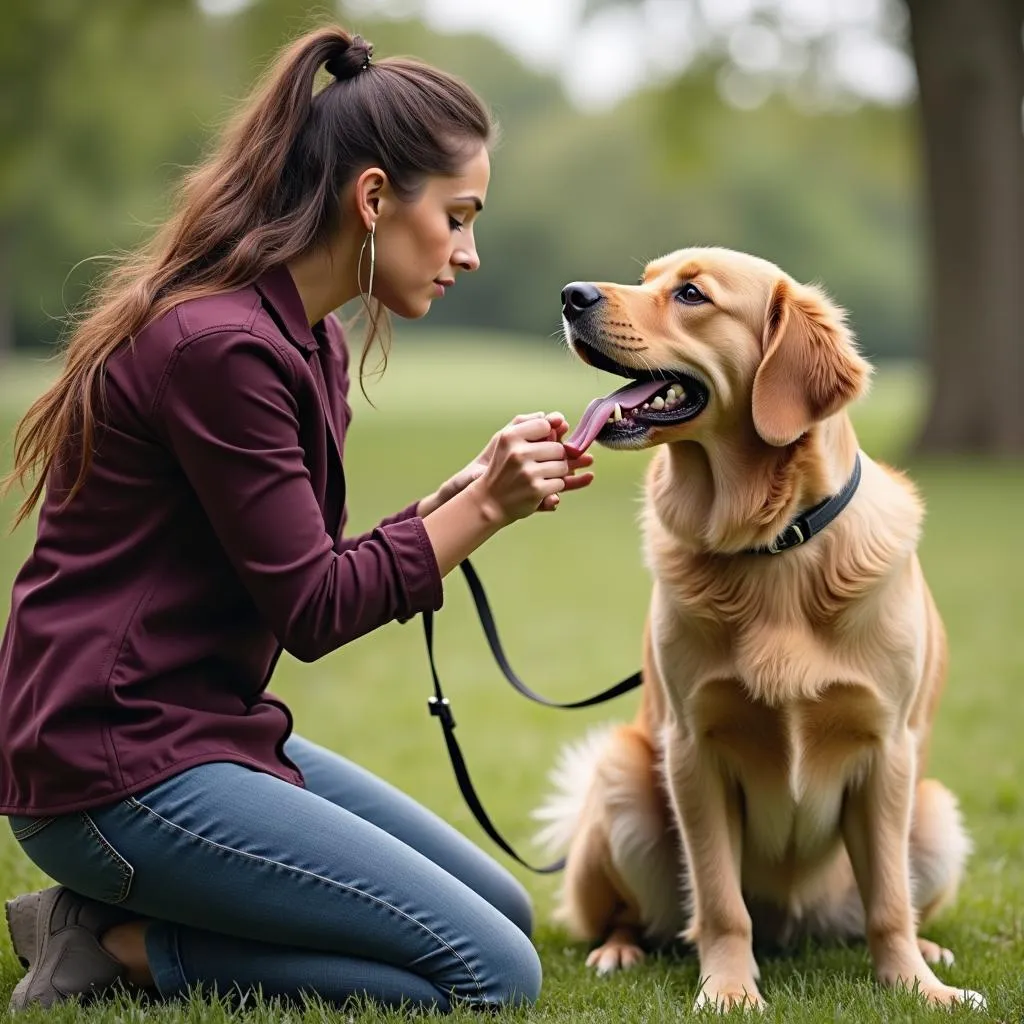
[5,886,134,1011]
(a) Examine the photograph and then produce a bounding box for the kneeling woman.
[0,24,594,1014]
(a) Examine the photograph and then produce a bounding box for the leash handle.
[423,558,642,875]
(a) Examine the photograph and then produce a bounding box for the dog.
[534,247,981,1011]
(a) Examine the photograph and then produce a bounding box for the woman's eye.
[448,216,464,232]
[676,282,707,305]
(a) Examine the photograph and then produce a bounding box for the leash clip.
[427,695,456,730]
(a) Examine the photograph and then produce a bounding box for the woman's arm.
[156,331,583,662]
[157,331,444,662]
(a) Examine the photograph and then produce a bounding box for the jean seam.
[80,811,135,903]
[123,795,484,1001]
[170,927,188,996]
[145,922,189,998]
[10,817,55,841]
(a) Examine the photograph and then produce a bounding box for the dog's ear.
[751,279,871,447]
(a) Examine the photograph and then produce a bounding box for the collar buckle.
[751,453,862,557]
[766,521,807,554]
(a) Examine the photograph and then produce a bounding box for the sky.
[412,0,916,110]
[201,0,917,112]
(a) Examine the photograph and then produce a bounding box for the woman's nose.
[453,245,480,273]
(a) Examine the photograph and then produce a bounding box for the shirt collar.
[253,264,319,353]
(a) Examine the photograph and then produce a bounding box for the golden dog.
[535,247,981,1011]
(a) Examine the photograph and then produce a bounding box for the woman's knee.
[469,925,542,1010]
[508,937,543,1008]
[494,873,534,939]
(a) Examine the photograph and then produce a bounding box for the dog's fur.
[536,248,979,1010]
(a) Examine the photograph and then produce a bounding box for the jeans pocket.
[8,815,56,841]
[12,810,135,905]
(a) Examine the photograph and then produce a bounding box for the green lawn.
[1,334,1022,1022]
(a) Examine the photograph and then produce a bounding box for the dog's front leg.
[663,727,764,1012]
[841,730,983,1009]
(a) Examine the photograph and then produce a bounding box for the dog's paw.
[693,978,766,1013]
[585,940,645,975]
[920,984,986,1011]
[916,936,955,966]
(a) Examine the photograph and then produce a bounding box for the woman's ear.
[751,278,872,447]
[352,167,387,232]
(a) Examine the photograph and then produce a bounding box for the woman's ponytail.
[4,23,493,528]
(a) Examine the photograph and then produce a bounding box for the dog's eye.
[676,283,708,305]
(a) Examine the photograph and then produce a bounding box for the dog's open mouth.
[564,341,709,457]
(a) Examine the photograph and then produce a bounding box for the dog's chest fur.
[649,534,924,871]
[685,673,881,865]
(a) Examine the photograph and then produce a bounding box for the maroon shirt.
[0,266,443,814]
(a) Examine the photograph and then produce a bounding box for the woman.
[0,25,594,1014]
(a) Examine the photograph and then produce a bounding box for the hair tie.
[325,35,373,82]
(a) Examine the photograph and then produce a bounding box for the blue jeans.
[7,735,541,1012]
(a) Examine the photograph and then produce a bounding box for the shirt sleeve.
[340,501,421,549]
[155,330,443,662]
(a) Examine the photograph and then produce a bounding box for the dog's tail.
[531,723,618,857]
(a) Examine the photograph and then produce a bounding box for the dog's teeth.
[651,395,665,410]
[661,383,687,409]
[613,403,623,422]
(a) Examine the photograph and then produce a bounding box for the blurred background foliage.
[1,0,1021,451]
[1,0,920,357]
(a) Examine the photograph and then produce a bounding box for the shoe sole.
[5,892,39,968]
[6,889,57,1011]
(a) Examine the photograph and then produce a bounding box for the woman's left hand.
[418,411,595,518]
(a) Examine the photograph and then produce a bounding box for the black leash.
[423,453,863,873]
[423,559,641,873]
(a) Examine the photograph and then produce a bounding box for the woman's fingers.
[567,453,594,472]
[487,412,593,515]
[504,417,560,444]
[510,411,545,425]
[561,472,594,492]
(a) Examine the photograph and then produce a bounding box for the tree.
[906,0,1024,454]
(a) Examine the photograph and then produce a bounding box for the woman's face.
[372,143,490,319]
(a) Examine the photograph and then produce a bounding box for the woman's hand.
[420,412,595,577]
[418,412,594,518]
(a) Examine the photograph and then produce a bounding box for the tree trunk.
[908,0,1024,454]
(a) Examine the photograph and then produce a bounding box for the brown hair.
[4,25,493,528]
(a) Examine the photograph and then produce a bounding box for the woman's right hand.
[421,412,594,578]
[470,413,575,527]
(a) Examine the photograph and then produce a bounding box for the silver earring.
[358,223,376,309]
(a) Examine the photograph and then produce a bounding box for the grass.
[1,332,1022,1022]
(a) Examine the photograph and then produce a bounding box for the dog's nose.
[561,282,604,322]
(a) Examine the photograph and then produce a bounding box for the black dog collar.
[748,453,863,555]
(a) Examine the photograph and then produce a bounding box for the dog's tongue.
[564,379,668,457]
